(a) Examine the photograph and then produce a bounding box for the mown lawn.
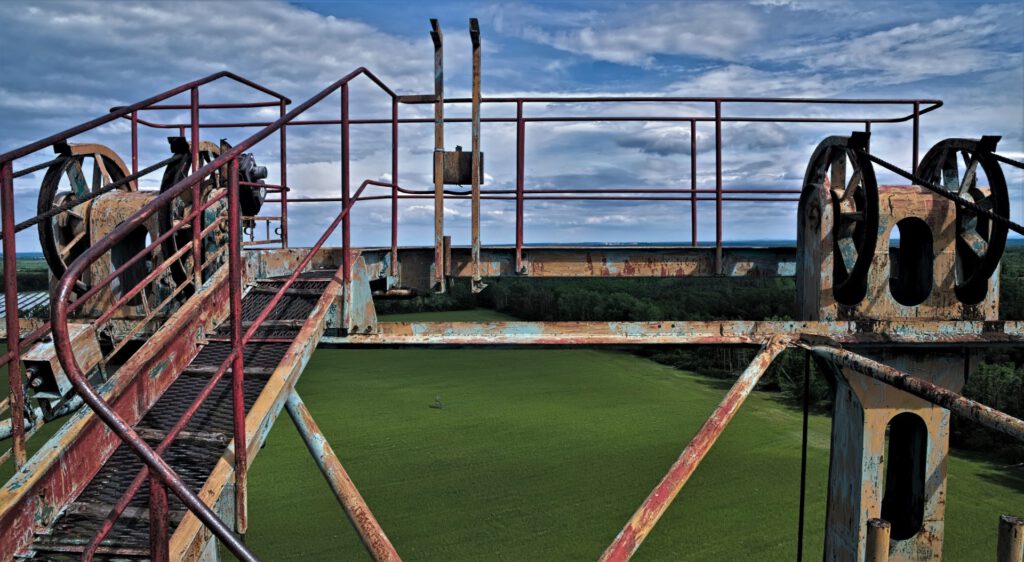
[239,311,1024,561]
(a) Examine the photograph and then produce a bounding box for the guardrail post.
[469,18,482,291]
[280,99,289,248]
[228,157,248,533]
[515,100,525,273]
[912,101,920,175]
[690,119,697,247]
[341,83,351,282]
[1,160,26,467]
[149,477,170,562]
[131,111,139,177]
[431,19,446,292]
[190,87,202,289]
[998,514,1024,562]
[391,97,399,277]
[866,518,890,562]
[714,100,723,274]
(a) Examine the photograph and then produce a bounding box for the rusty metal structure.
[0,18,1022,562]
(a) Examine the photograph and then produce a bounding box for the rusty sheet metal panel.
[0,270,231,560]
[333,319,1024,347]
[169,266,346,561]
[359,246,797,292]
[598,337,788,562]
[243,247,343,281]
[343,256,378,335]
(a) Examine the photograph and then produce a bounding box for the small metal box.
[438,146,483,186]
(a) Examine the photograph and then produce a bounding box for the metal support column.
[430,19,446,292]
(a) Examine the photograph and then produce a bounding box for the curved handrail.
[51,68,396,560]
[0,71,289,165]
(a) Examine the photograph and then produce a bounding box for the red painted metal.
[150,478,170,562]
[0,46,985,561]
[342,83,351,282]
[690,119,697,246]
[714,100,723,273]
[599,338,788,562]
[391,97,399,276]
[1,161,26,467]
[229,158,248,533]
[280,100,289,248]
[515,100,525,273]
[131,111,139,177]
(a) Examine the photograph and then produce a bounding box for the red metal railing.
[0,72,289,471]
[1,61,946,559]
[44,68,397,560]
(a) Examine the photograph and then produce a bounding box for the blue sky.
[1,0,1022,251]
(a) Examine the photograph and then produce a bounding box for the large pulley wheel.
[37,144,133,293]
[157,140,228,294]
[801,134,879,305]
[917,137,1009,304]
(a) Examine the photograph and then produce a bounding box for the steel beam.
[286,392,401,562]
[326,320,1024,347]
[598,337,788,561]
[807,345,1024,441]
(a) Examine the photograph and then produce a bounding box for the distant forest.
[379,248,1024,463]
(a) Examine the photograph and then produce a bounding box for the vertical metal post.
[131,111,139,177]
[280,100,289,248]
[469,18,482,290]
[865,518,891,562]
[796,351,810,561]
[998,515,1024,562]
[341,83,351,282]
[714,100,723,274]
[190,88,202,288]
[430,19,445,292]
[1,161,26,467]
[690,119,697,247]
[149,477,170,562]
[515,100,525,273]
[391,97,399,277]
[865,121,872,152]
[912,101,920,175]
[228,158,248,534]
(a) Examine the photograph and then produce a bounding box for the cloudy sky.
[1,0,1022,251]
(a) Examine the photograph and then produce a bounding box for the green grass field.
[3,312,1022,560]
[238,310,1024,561]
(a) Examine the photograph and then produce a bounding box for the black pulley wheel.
[800,134,879,305]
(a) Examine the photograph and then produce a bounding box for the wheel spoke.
[837,237,858,271]
[59,230,88,257]
[830,150,847,200]
[938,148,959,190]
[95,155,112,188]
[960,152,980,195]
[841,169,862,203]
[960,229,987,259]
[65,158,89,198]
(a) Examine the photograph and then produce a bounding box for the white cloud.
[490,2,764,67]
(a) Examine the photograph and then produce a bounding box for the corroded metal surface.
[286,391,402,562]
[333,319,1024,347]
[0,268,231,561]
[598,337,788,562]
